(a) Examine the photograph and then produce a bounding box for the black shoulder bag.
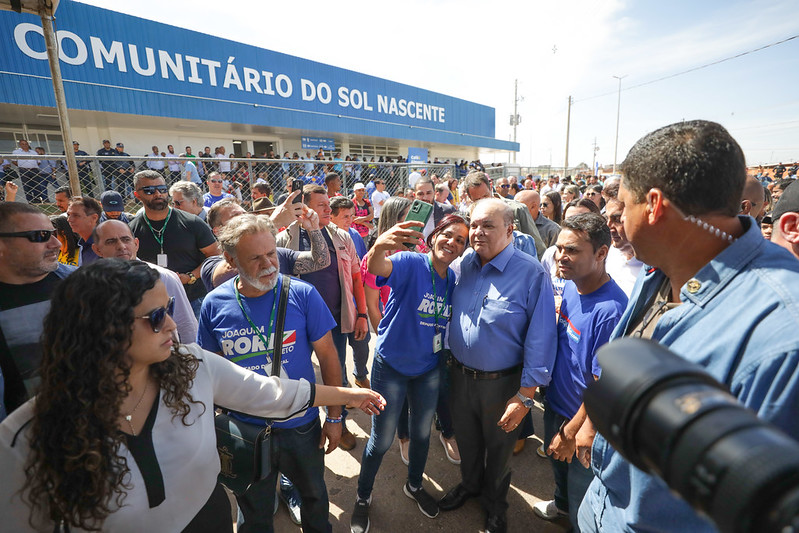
[214,275,292,495]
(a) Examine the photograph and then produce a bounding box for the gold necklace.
[123,379,149,436]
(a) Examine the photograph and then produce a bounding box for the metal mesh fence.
[1,153,456,213]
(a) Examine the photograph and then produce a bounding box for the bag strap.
[270,275,291,378]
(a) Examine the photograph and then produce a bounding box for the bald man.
[739,176,766,221]
[92,219,198,342]
[515,190,561,247]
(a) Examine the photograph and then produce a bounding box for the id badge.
[156,253,168,267]
[433,332,443,353]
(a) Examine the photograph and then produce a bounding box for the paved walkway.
[235,336,570,532]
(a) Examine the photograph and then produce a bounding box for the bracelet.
[325,416,343,424]
[357,313,368,319]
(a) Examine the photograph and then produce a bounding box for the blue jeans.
[398,353,454,439]
[348,330,371,379]
[236,418,330,533]
[543,403,594,532]
[189,296,204,321]
[328,326,349,421]
[357,355,439,500]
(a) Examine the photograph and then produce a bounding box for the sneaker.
[403,482,439,519]
[533,500,567,520]
[536,443,548,458]
[279,484,302,525]
[350,496,371,533]
[339,425,357,451]
[398,438,410,466]
[354,376,371,389]
[439,433,461,465]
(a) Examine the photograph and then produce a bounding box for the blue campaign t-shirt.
[197,276,336,427]
[375,252,455,376]
[549,278,628,419]
[348,227,367,260]
[202,192,234,207]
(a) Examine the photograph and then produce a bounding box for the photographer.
[577,120,799,532]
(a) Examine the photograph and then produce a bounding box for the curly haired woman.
[0,259,384,532]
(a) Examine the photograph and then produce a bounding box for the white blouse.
[0,344,313,532]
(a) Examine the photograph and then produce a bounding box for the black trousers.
[450,366,522,517]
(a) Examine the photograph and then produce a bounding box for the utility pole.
[613,75,626,174]
[41,10,80,194]
[510,79,522,164]
[564,95,572,178]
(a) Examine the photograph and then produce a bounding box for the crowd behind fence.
[0,153,456,212]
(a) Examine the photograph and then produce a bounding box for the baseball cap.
[100,190,124,211]
[102,139,110,144]
[116,142,124,147]
[353,182,365,190]
[72,140,79,145]
[772,180,799,220]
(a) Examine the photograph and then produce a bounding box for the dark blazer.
[433,201,456,227]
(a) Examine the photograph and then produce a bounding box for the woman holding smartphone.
[350,214,469,533]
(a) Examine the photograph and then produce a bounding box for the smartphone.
[291,179,304,203]
[403,199,433,249]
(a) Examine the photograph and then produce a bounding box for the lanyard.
[233,275,280,365]
[142,207,172,254]
[428,255,449,331]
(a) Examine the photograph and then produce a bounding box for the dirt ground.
[232,336,571,533]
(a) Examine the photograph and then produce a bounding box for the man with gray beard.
[198,213,343,533]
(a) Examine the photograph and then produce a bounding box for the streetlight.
[613,75,626,174]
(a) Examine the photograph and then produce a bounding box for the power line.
[575,33,799,103]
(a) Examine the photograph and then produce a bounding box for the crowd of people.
[1,119,799,533]
[2,139,491,210]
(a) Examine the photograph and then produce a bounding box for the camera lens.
[584,338,799,533]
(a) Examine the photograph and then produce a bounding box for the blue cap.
[100,190,123,211]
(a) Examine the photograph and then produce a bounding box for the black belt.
[448,356,521,380]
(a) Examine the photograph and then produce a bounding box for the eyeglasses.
[136,297,175,333]
[138,185,168,195]
[0,229,56,242]
[209,179,223,184]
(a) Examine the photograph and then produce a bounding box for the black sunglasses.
[0,229,56,242]
[541,202,549,208]
[136,297,175,333]
[138,185,169,195]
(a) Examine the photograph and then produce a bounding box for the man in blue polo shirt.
[198,213,342,533]
[533,213,626,530]
[440,198,557,533]
[203,171,235,207]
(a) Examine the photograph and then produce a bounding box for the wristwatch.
[516,391,534,409]
[186,272,197,285]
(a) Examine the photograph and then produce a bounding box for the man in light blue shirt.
[577,120,799,533]
[439,198,556,533]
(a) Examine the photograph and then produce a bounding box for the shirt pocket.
[480,298,514,324]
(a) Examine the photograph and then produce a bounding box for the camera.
[584,337,799,533]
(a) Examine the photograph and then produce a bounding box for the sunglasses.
[136,297,175,333]
[499,184,510,188]
[0,229,56,242]
[138,185,168,195]
[585,192,598,197]
[541,202,550,208]
[209,179,223,184]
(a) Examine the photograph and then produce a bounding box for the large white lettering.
[10,23,447,125]
[90,37,126,72]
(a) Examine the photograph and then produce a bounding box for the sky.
[78,0,799,169]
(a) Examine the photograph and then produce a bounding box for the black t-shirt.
[0,273,63,415]
[129,208,217,300]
